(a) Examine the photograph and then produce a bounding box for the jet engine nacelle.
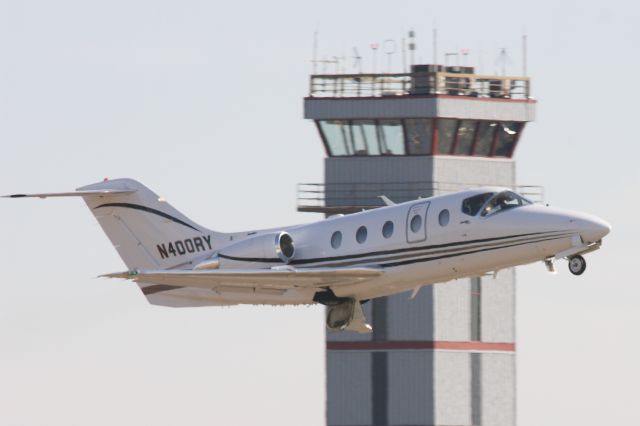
[194,231,295,270]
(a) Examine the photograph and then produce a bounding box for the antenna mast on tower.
[433,26,438,64]
[522,34,528,76]
[408,29,416,70]
[312,30,318,74]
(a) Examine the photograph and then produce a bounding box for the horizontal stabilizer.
[101,266,384,290]
[2,189,136,199]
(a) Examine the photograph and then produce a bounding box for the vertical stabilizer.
[77,178,218,270]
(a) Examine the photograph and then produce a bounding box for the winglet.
[378,195,396,206]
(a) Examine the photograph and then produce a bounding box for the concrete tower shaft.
[300,65,537,426]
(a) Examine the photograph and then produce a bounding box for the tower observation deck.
[299,65,539,214]
[300,65,538,426]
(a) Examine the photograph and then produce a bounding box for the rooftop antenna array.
[433,25,438,64]
[408,29,416,71]
[311,31,342,74]
[384,39,396,73]
[495,48,511,76]
[312,30,318,74]
[444,52,459,66]
[522,34,528,76]
[461,48,470,66]
[352,48,362,73]
[370,42,379,73]
[312,29,522,76]
[402,37,407,72]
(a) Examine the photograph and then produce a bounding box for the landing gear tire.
[568,255,586,275]
[326,299,355,331]
[324,298,373,333]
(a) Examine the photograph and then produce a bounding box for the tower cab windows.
[437,119,457,154]
[317,119,524,158]
[406,119,433,155]
[319,120,406,157]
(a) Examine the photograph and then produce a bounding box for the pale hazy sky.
[1,1,638,425]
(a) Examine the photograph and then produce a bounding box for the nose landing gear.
[568,255,587,275]
[544,258,557,274]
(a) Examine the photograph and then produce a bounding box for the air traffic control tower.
[298,66,538,426]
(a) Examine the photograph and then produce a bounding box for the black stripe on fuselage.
[219,253,281,263]
[219,231,570,266]
[301,231,575,269]
[143,233,571,296]
[380,234,568,268]
[94,203,200,232]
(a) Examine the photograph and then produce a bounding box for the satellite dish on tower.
[383,39,396,73]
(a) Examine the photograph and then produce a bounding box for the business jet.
[4,178,610,333]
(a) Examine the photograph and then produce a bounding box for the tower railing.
[308,72,531,100]
[297,181,544,214]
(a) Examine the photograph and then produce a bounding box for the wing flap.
[102,266,383,290]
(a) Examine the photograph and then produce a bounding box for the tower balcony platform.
[297,181,544,214]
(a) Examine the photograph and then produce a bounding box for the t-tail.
[4,178,223,270]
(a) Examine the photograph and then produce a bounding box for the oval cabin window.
[331,231,342,249]
[439,209,450,227]
[356,226,368,244]
[410,215,422,233]
[382,221,394,238]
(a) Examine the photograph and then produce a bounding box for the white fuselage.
[195,187,610,306]
[6,179,610,313]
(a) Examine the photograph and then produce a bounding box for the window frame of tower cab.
[315,118,525,158]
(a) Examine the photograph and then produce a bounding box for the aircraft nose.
[575,215,611,243]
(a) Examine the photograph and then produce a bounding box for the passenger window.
[356,226,368,243]
[331,231,342,249]
[382,221,394,238]
[462,193,495,216]
[439,209,450,226]
[410,215,422,233]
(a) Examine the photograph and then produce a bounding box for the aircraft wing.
[2,189,136,199]
[101,266,384,290]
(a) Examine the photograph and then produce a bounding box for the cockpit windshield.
[480,191,532,217]
[462,192,495,216]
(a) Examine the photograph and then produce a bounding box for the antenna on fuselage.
[378,195,396,206]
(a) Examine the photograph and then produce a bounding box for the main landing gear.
[568,255,587,276]
[314,289,372,334]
